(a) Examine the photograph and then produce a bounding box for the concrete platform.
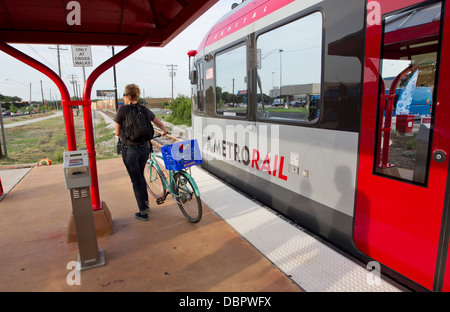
[0,157,302,292]
[0,155,408,292]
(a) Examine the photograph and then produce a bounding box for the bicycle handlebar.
[153,131,169,139]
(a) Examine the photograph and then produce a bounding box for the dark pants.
[122,145,151,214]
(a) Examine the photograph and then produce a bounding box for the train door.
[354,0,450,291]
[189,55,209,168]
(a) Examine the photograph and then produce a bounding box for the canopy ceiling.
[0,0,218,46]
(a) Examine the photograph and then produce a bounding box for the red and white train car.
[188,0,450,291]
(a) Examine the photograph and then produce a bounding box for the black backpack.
[123,104,154,144]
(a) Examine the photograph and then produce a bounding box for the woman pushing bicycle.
[114,83,168,221]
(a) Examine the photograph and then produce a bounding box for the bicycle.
[144,133,202,223]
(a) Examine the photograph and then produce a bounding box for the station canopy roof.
[0,0,218,47]
[383,2,441,59]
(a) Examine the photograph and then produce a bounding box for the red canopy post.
[0,42,77,151]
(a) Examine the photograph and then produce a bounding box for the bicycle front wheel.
[173,171,202,223]
[145,161,166,199]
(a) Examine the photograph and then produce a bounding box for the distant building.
[93,97,172,110]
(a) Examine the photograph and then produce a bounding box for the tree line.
[0,94,23,110]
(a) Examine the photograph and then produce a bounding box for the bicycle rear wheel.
[145,161,166,199]
[173,171,202,223]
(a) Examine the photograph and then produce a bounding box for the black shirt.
[114,103,156,145]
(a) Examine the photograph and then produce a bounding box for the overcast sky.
[0,0,237,102]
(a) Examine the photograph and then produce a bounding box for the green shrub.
[169,95,191,126]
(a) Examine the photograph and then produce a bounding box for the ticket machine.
[63,150,105,270]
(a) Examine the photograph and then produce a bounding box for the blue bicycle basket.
[160,139,203,171]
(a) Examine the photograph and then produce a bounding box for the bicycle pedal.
[156,198,165,205]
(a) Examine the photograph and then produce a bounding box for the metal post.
[377,64,418,168]
[112,47,119,111]
[0,101,7,158]
[279,49,283,100]
[40,80,44,111]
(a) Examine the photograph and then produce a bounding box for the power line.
[26,44,55,69]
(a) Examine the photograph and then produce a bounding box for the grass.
[0,111,118,166]
[93,115,118,160]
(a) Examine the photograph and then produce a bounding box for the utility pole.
[68,74,79,99]
[49,45,68,77]
[40,80,45,112]
[68,74,80,115]
[167,64,178,100]
[50,45,67,116]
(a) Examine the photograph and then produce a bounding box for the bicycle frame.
[149,152,201,198]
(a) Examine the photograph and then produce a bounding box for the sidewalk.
[0,167,31,200]
[3,111,63,128]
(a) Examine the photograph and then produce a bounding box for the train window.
[215,44,247,117]
[256,12,322,122]
[375,2,442,185]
